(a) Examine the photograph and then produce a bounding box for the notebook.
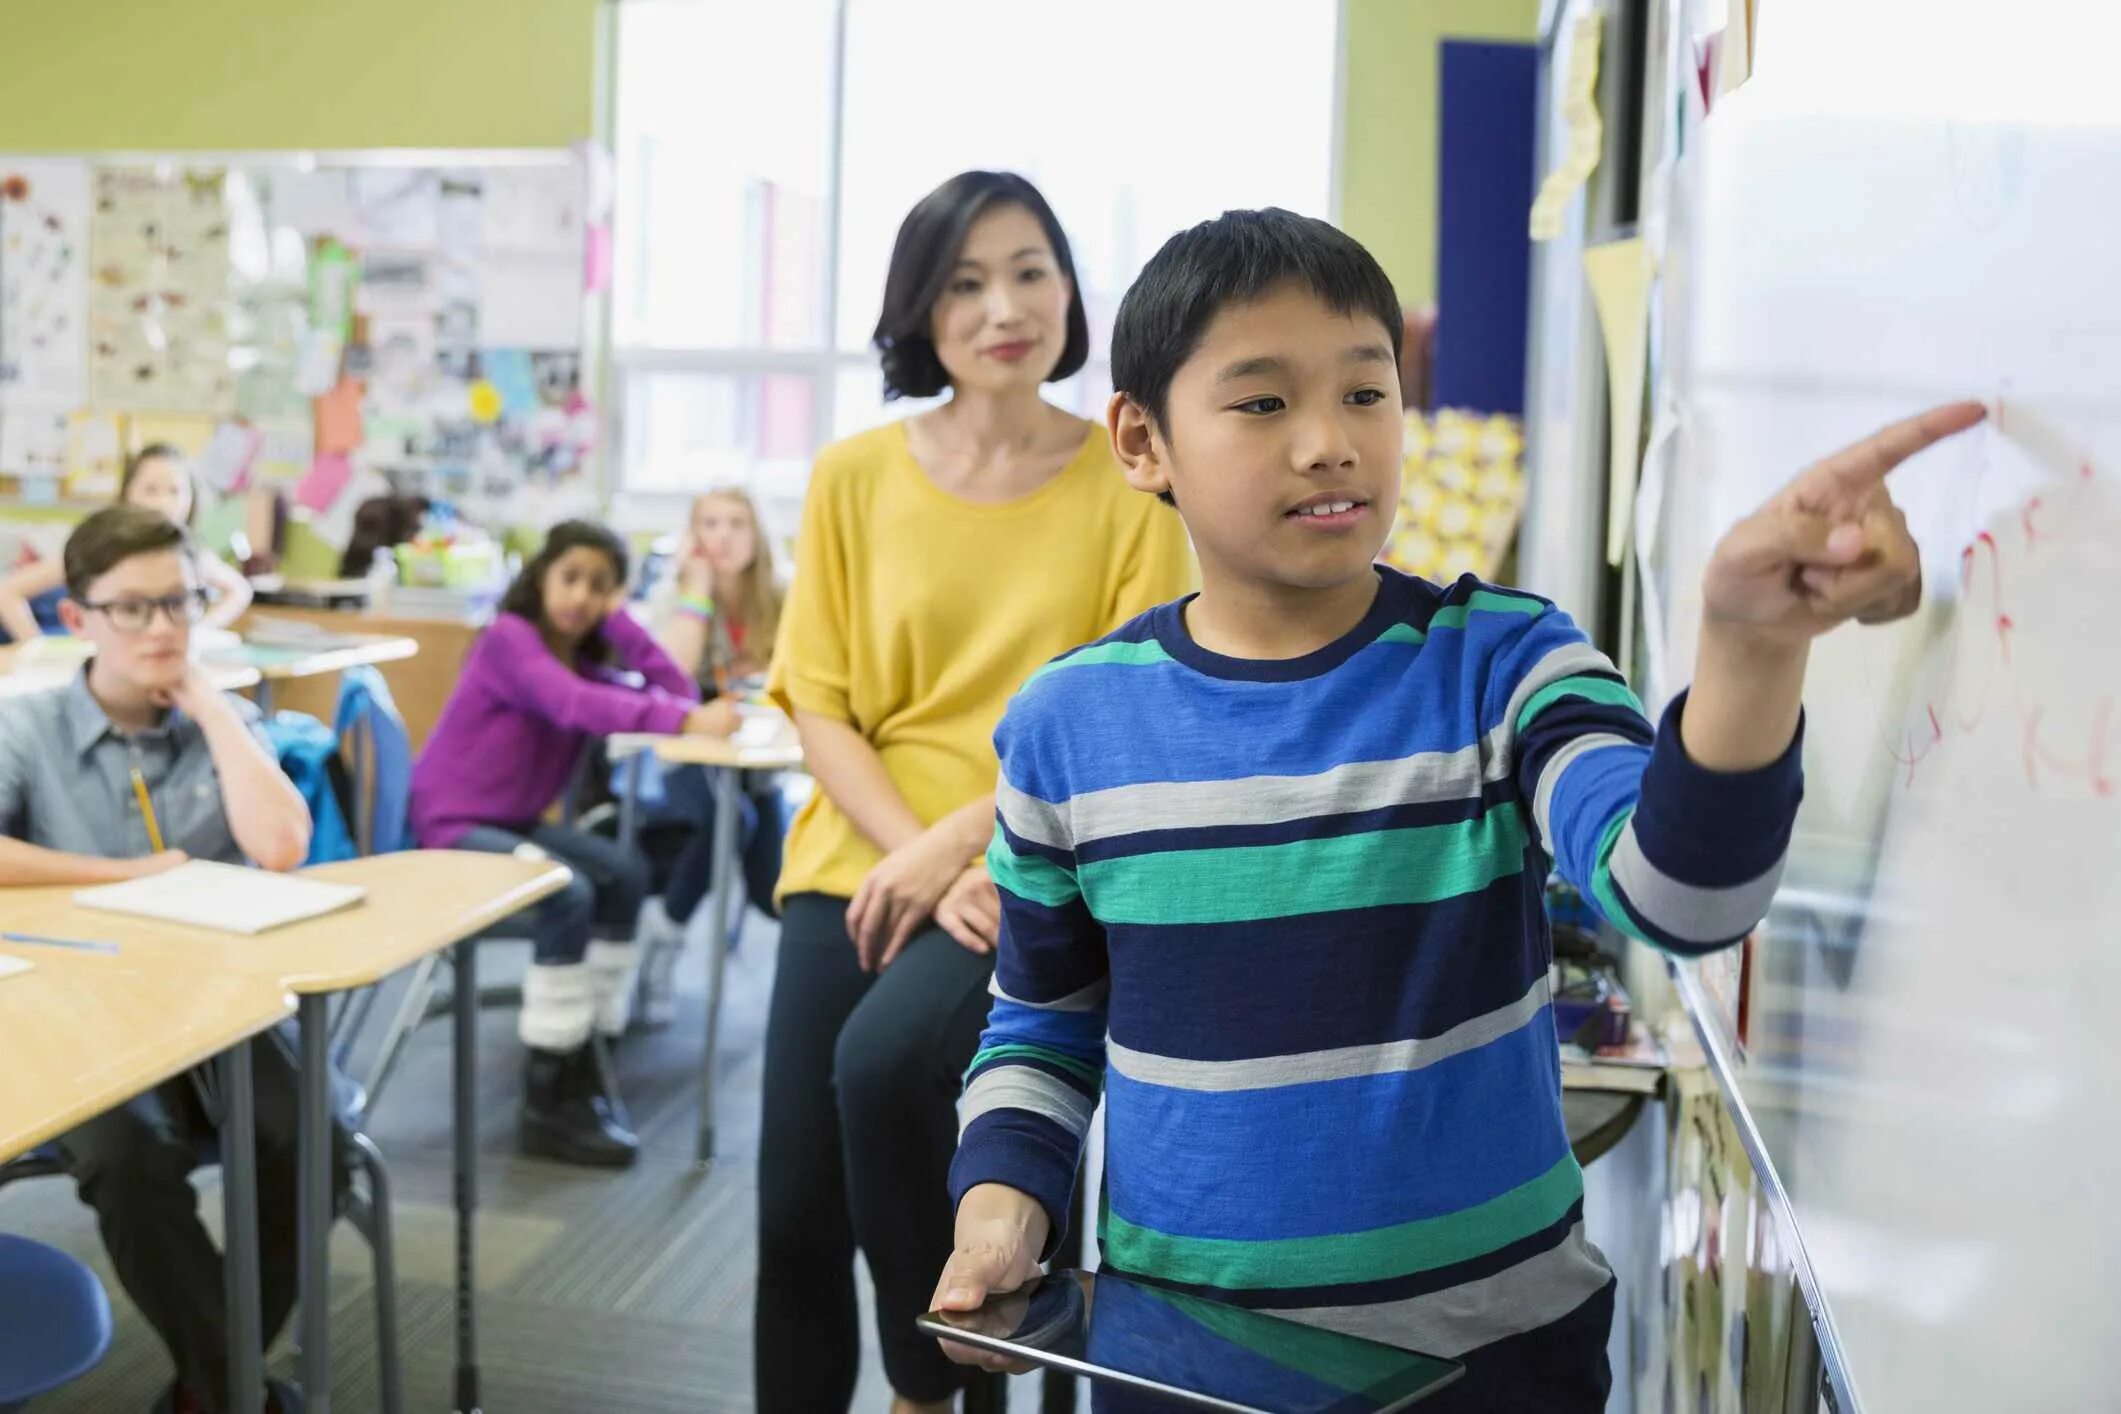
[74,861,367,935]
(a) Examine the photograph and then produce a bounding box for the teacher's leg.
[835,926,998,1404]
[754,894,874,1414]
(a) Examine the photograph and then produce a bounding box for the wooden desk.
[205,623,420,715]
[606,715,807,775]
[0,939,293,1414]
[608,716,804,1165]
[0,644,262,700]
[6,850,570,1414]
[0,945,291,1161]
[235,606,481,750]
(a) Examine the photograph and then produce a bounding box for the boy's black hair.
[497,519,630,665]
[64,504,193,600]
[1111,208,1404,502]
[872,170,1090,401]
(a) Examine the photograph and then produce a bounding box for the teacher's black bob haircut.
[872,170,1091,401]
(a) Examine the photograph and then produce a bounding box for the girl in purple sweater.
[411,521,736,1166]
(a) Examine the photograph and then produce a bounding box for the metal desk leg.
[697,766,742,1167]
[297,993,332,1412]
[453,938,481,1414]
[221,1040,266,1414]
[619,750,644,851]
[255,679,276,716]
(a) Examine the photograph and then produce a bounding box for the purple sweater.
[410,609,699,848]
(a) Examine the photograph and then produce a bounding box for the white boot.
[519,962,598,1053]
[635,897,686,1029]
[587,939,643,1037]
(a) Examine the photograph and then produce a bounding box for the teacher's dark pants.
[754,893,997,1412]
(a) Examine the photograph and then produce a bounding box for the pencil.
[2,932,120,955]
[130,766,166,853]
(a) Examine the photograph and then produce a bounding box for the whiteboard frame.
[1672,959,1861,1411]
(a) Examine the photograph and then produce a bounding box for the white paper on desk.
[732,713,781,749]
[74,860,366,935]
[0,955,33,982]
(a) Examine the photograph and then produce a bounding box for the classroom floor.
[1,911,1049,1412]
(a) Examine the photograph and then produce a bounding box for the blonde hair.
[693,487,783,655]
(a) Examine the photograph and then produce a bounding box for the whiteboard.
[1648,3,2121,1409]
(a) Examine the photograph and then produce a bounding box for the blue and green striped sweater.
[949,568,1803,1406]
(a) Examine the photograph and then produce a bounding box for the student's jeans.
[55,1029,351,1414]
[454,822,650,1049]
[651,765,787,925]
[754,893,997,1411]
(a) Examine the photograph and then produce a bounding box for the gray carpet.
[2,911,1052,1412]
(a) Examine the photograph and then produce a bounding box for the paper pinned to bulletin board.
[65,410,124,498]
[1529,6,1606,240]
[1583,236,1653,565]
[196,419,262,494]
[0,158,91,409]
[474,166,585,350]
[89,168,235,413]
[0,405,69,482]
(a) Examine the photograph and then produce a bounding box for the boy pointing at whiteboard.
[930,210,1983,1410]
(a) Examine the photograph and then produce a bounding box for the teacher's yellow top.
[769,419,1196,902]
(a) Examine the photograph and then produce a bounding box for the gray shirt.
[0,670,269,865]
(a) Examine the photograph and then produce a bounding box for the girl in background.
[0,443,253,641]
[410,519,737,1167]
[634,488,793,1024]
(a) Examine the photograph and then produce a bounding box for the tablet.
[917,1270,1463,1413]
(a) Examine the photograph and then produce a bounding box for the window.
[611,0,1339,539]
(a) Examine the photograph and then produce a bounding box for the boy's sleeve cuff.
[950,1111,1086,1263]
[1632,688,1806,888]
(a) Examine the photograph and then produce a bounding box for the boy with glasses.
[0,505,337,1414]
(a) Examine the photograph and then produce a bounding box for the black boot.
[521,1046,638,1167]
[578,1039,637,1135]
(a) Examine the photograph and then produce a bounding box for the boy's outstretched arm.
[1509,401,1985,956]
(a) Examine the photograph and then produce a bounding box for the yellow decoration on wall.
[1379,409,1527,583]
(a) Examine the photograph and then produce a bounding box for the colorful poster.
[293,450,352,512]
[481,348,539,416]
[314,377,365,454]
[0,158,91,408]
[89,167,235,412]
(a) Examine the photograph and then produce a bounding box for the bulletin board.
[0,148,607,548]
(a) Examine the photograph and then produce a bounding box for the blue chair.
[0,1232,113,1411]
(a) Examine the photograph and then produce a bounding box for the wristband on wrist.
[676,591,715,622]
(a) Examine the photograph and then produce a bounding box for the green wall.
[0,0,600,152]
[1339,0,1544,306]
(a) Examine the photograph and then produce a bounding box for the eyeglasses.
[81,589,213,633]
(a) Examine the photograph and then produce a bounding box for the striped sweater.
[949,568,1803,1405]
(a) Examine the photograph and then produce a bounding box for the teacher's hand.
[848,822,974,972]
